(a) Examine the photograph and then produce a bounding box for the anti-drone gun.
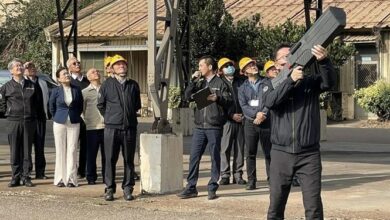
[271,7,346,89]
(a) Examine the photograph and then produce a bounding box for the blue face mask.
[223,65,235,76]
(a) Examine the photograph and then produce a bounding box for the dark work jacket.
[184,74,232,129]
[262,58,336,153]
[238,77,270,129]
[221,76,244,123]
[49,85,84,124]
[0,78,41,121]
[97,77,141,130]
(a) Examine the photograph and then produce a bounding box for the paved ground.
[0,118,389,219]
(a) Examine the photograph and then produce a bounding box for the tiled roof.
[45,0,390,39]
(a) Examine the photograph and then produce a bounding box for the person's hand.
[191,71,201,79]
[290,66,303,82]
[256,112,266,122]
[232,113,243,123]
[207,93,218,102]
[312,45,327,61]
[253,118,262,125]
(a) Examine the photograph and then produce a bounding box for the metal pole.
[55,0,68,66]
[73,0,78,58]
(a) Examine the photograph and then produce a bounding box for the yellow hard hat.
[239,57,256,70]
[218,57,233,70]
[110,54,127,67]
[104,56,112,68]
[263,60,276,72]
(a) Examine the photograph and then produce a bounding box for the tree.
[188,0,233,68]
[0,0,95,73]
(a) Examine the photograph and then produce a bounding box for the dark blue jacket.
[49,85,83,124]
[238,77,270,129]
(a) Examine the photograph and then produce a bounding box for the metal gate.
[355,61,378,89]
[355,61,378,119]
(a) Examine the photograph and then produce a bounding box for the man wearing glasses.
[67,57,90,179]
[237,57,272,190]
[24,62,49,179]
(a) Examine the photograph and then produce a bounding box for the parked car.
[0,70,12,117]
[0,70,58,118]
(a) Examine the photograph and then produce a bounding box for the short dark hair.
[273,43,292,60]
[199,55,217,71]
[55,67,68,78]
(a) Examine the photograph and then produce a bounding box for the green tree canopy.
[0,0,95,73]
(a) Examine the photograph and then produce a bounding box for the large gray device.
[271,7,346,88]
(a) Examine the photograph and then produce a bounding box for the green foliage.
[168,86,182,109]
[189,0,233,67]
[0,0,95,73]
[354,80,390,121]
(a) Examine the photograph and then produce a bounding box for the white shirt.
[71,73,83,82]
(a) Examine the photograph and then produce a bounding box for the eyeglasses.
[72,62,81,66]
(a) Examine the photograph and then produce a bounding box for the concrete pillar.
[320,109,327,141]
[140,133,183,194]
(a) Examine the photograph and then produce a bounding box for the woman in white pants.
[49,67,84,187]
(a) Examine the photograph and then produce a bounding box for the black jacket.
[71,75,90,90]
[238,77,270,129]
[263,59,336,153]
[185,74,232,129]
[0,78,42,121]
[97,77,141,129]
[221,76,244,123]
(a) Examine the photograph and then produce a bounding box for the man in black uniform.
[67,57,89,178]
[263,44,336,219]
[0,59,42,187]
[97,54,141,201]
[177,55,232,200]
[24,62,49,179]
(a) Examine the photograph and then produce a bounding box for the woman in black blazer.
[49,67,83,187]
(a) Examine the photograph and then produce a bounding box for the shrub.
[168,87,182,109]
[354,80,390,121]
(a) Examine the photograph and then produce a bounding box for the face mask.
[223,66,235,76]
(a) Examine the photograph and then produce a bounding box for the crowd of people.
[178,44,335,219]
[0,54,141,201]
[0,43,335,219]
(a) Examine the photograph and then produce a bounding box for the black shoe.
[233,178,247,185]
[105,189,114,201]
[177,188,198,199]
[134,172,140,181]
[67,183,76,187]
[23,178,34,187]
[208,191,217,200]
[219,177,229,185]
[8,179,21,187]
[36,175,48,180]
[88,181,96,185]
[57,182,65,187]
[123,188,134,201]
[246,182,256,190]
[292,177,300,187]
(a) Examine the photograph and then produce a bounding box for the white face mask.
[223,66,235,76]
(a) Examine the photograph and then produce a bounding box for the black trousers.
[267,149,323,220]
[29,119,46,177]
[77,120,87,176]
[7,120,36,180]
[104,127,136,192]
[86,129,105,182]
[243,119,271,183]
